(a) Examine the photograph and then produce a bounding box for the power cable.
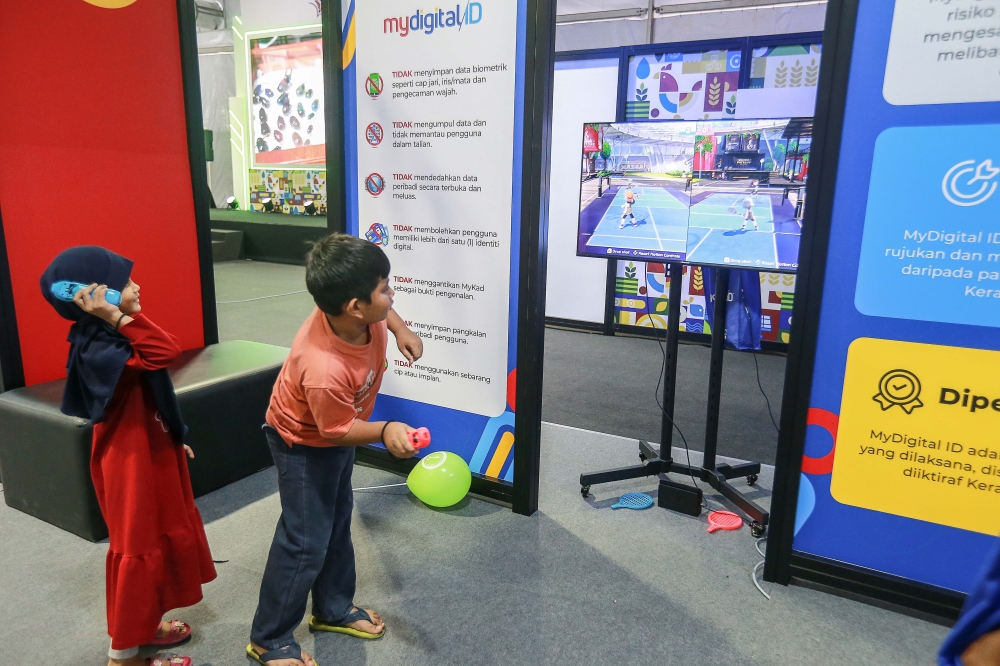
[216,289,308,304]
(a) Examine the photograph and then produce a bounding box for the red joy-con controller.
[409,427,431,449]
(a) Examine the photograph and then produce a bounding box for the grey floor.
[0,424,947,665]
[215,260,787,465]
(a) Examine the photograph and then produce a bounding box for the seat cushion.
[0,340,289,541]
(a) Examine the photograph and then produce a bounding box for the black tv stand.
[579,263,769,538]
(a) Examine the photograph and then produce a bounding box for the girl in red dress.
[41,247,216,666]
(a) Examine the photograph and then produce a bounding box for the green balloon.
[407,451,471,508]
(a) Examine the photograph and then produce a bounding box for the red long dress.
[90,314,217,650]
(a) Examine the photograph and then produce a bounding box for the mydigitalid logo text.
[384,2,483,36]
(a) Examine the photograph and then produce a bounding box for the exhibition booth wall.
[765,0,1000,618]
[546,35,820,346]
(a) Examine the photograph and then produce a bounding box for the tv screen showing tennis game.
[576,118,812,272]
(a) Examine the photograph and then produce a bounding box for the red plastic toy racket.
[707,510,742,533]
[409,427,431,449]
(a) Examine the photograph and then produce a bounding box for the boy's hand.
[394,328,424,364]
[73,283,122,325]
[383,421,417,458]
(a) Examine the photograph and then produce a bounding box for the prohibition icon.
[365,173,385,196]
[366,122,384,146]
[366,73,384,99]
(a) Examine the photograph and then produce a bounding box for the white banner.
[355,1,517,417]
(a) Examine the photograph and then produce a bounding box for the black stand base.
[579,441,767,537]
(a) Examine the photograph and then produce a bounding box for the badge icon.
[873,369,923,414]
[366,73,384,99]
[366,222,389,246]
[365,173,385,196]
[366,122,384,147]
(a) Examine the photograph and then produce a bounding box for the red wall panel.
[0,0,205,385]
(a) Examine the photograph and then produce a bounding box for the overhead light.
[303,201,318,215]
[262,197,275,212]
[655,0,826,18]
[226,195,239,210]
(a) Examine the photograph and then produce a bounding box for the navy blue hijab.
[40,246,187,439]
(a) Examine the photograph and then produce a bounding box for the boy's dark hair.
[305,233,391,315]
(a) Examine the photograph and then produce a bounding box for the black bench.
[0,340,288,541]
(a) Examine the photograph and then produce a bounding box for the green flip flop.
[309,607,385,640]
[245,642,319,666]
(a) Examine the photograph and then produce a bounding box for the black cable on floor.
[737,280,780,434]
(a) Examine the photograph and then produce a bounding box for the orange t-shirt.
[266,308,388,447]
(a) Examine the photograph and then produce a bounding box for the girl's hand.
[72,283,123,325]
[183,445,195,459]
[395,328,424,363]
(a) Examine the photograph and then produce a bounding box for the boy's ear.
[343,297,364,319]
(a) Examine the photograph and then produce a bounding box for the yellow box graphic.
[832,338,1000,535]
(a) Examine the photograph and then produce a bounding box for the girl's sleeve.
[118,314,183,371]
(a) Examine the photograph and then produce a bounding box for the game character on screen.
[620,187,639,229]
[750,179,759,196]
[247,233,424,666]
[741,195,759,231]
[41,246,216,666]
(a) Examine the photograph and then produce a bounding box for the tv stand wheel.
[750,522,766,538]
[746,474,759,486]
[581,485,591,498]
[639,452,648,463]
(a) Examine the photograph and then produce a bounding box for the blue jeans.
[251,426,358,651]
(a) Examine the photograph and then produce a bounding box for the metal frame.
[763,0,855,587]
[322,0,347,234]
[177,0,220,346]
[0,204,23,392]
[512,0,559,516]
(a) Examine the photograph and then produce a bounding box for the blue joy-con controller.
[50,281,123,307]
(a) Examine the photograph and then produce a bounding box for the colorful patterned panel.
[614,260,796,343]
[748,43,821,90]
[248,169,327,214]
[627,50,741,121]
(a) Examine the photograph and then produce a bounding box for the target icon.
[365,173,385,196]
[366,122,384,147]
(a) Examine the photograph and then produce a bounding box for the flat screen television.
[576,118,812,272]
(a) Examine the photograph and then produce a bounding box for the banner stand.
[763,0,966,619]
[336,0,556,514]
[764,0,989,619]
[579,263,768,533]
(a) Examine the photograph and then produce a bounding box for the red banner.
[0,1,206,385]
[582,125,600,154]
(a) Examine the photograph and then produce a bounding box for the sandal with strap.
[146,620,192,647]
[245,642,319,666]
[309,607,385,640]
[147,658,192,666]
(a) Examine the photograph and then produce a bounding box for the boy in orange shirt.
[247,234,424,666]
